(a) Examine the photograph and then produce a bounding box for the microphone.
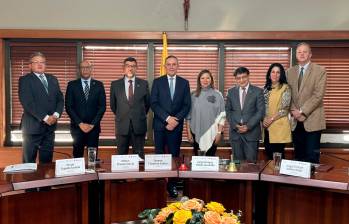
[35,145,72,159]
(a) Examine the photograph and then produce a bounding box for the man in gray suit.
[226,67,264,162]
[110,57,150,158]
[19,52,64,163]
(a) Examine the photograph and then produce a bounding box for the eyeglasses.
[124,64,137,68]
[80,66,92,70]
[235,75,249,81]
[31,61,46,65]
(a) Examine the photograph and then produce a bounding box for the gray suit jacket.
[110,76,150,135]
[19,72,64,134]
[287,63,326,131]
[226,84,265,141]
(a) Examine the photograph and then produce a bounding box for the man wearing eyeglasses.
[110,57,150,159]
[65,60,106,158]
[19,52,64,163]
[226,67,264,163]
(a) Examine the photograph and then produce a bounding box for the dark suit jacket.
[226,84,265,141]
[19,72,64,134]
[110,77,150,135]
[65,78,106,133]
[150,75,191,131]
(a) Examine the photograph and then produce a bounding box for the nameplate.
[3,163,37,173]
[144,154,172,171]
[279,159,311,179]
[191,156,219,172]
[112,155,139,172]
[55,158,85,177]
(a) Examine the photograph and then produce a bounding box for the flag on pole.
[160,32,168,76]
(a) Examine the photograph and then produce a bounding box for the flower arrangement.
[138,197,242,224]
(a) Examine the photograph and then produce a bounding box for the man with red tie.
[110,57,150,159]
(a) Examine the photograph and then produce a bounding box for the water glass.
[273,152,282,171]
[87,147,97,169]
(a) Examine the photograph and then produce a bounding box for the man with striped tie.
[65,60,106,158]
[19,52,64,163]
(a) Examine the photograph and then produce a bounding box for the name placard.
[191,156,219,172]
[144,154,172,171]
[279,159,311,179]
[112,154,139,172]
[55,158,85,177]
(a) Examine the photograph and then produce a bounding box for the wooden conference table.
[261,161,349,224]
[0,160,349,224]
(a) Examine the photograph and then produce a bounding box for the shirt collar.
[240,83,250,91]
[124,75,135,82]
[299,61,310,71]
[167,74,176,80]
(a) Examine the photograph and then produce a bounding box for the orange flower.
[154,207,174,223]
[181,198,203,211]
[204,211,221,224]
[221,216,238,224]
[206,202,226,214]
[173,210,192,224]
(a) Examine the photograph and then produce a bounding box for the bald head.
[79,60,93,79]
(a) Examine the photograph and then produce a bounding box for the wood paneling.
[1,30,349,40]
[183,179,254,224]
[105,179,167,223]
[0,184,88,224]
[0,39,5,147]
[266,183,349,224]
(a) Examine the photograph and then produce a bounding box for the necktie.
[128,80,134,104]
[241,87,247,109]
[39,74,48,93]
[84,80,89,100]
[298,67,304,89]
[169,77,174,100]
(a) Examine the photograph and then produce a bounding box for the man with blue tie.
[19,52,64,163]
[150,55,191,197]
[65,60,106,158]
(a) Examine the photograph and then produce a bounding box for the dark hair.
[234,67,250,76]
[264,63,287,90]
[195,69,215,97]
[123,57,137,65]
[29,52,46,63]
[165,55,178,63]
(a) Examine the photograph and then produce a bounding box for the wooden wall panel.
[0,39,5,147]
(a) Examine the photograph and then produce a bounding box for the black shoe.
[167,184,178,198]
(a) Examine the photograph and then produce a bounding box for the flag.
[160,32,168,76]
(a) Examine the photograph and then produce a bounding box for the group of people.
[19,42,326,174]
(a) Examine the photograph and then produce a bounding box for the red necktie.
[128,80,134,104]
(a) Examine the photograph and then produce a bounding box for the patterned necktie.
[128,80,134,104]
[298,67,304,89]
[241,87,247,109]
[84,80,89,100]
[39,74,48,93]
[169,77,174,100]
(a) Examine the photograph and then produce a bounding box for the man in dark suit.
[226,67,264,162]
[150,55,191,197]
[65,60,106,158]
[19,52,64,163]
[110,57,150,158]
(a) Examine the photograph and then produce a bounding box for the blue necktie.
[39,74,48,93]
[169,77,174,100]
[84,80,89,100]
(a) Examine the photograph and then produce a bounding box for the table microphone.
[35,145,72,159]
